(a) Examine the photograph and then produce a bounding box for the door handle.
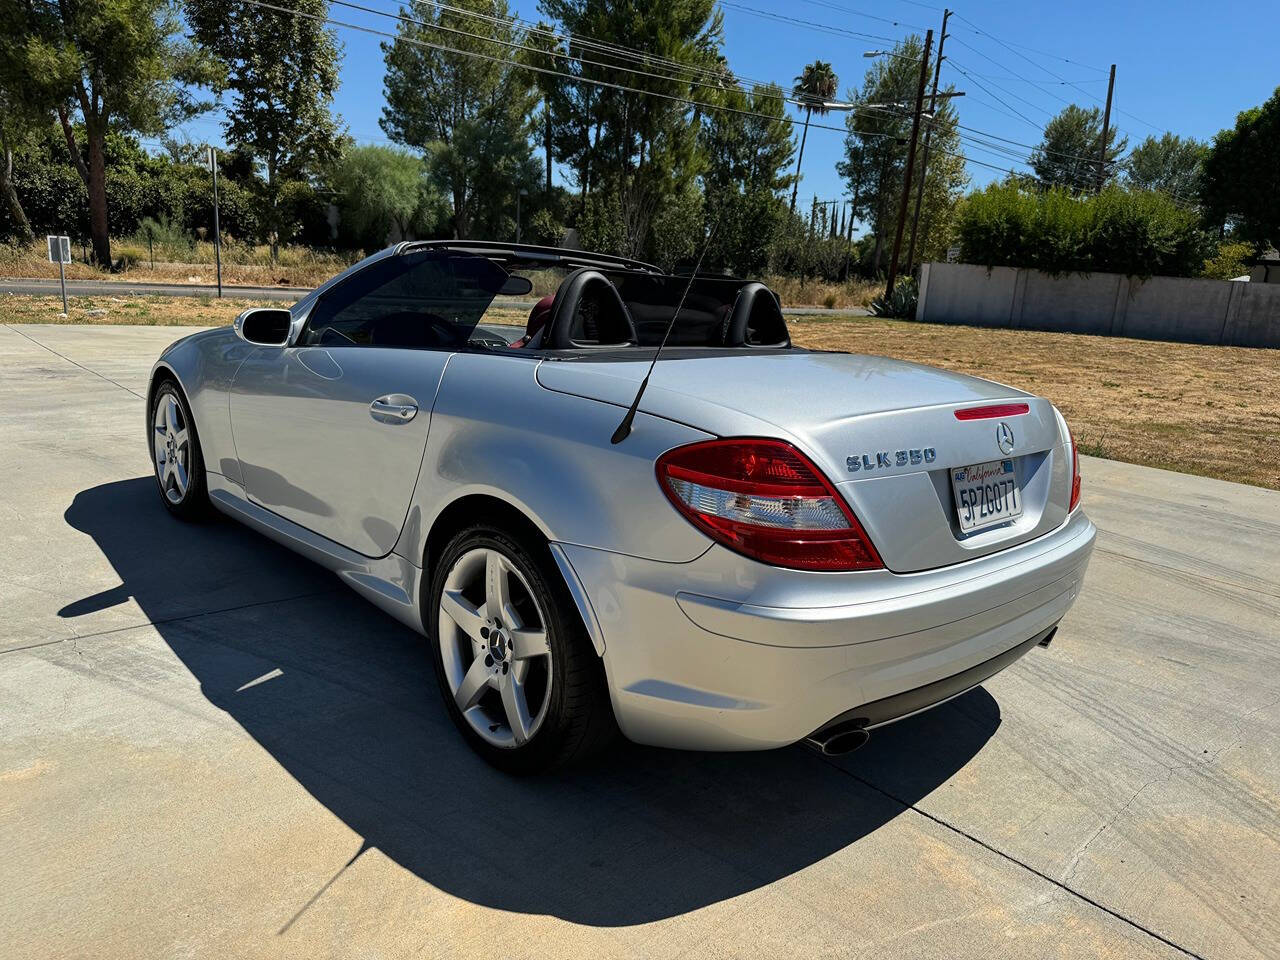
[370,394,419,424]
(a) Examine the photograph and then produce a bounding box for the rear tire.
[149,379,210,521]
[428,523,617,773]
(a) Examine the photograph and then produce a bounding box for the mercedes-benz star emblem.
[996,421,1015,455]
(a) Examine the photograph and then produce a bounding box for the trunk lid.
[536,351,1073,572]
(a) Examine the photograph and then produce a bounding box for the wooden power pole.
[906,9,950,274]
[1095,64,1116,192]
[884,28,933,300]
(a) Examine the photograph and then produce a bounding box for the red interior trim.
[954,402,1030,421]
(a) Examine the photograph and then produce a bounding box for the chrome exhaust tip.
[804,721,870,756]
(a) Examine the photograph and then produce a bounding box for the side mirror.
[499,275,534,296]
[235,308,292,345]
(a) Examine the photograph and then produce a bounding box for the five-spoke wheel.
[149,380,208,519]
[153,390,191,504]
[438,547,553,748]
[428,524,616,772]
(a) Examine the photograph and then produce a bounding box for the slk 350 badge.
[846,447,937,472]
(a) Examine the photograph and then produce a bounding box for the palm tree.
[790,60,838,211]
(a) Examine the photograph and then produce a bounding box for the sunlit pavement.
[2,323,1276,960]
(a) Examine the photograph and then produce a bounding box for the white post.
[58,253,67,315]
[209,147,223,298]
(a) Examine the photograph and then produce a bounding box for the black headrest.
[545,268,638,349]
[723,282,789,348]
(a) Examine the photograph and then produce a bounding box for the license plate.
[951,459,1021,533]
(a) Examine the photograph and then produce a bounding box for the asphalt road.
[1,324,1275,960]
[0,277,872,315]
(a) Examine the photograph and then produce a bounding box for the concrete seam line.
[815,755,1208,960]
[2,323,145,400]
[1,589,331,657]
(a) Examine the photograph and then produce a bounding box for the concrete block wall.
[916,262,1280,348]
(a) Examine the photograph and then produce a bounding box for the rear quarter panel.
[397,352,716,566]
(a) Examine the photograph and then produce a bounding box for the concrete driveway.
[1,324,1276,960]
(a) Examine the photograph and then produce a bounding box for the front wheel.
[149,380,209,520]
[428,524,616,773]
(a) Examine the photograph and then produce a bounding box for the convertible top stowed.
[394,239,665,276]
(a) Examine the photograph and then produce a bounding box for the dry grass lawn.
[0,293,277,326]
[4,293,1276,490]
[790,316,1280,491]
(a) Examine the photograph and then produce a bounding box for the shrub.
[869,277,918,318]
[957,182,1211,278]
[526,208,564,247]
[1201,240,1255,280]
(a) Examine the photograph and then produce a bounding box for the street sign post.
[46,235,71,315]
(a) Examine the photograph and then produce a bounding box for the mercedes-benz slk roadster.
[147,241,1095,772]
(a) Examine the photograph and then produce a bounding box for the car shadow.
[62,478,1001,927]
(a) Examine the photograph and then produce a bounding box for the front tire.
[149,379,210,520]
[428,524,616,773]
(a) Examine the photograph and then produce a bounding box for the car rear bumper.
[555,509,1095,751]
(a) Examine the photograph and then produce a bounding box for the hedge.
[956,183,1212,278]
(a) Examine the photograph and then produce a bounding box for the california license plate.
[951,459,1021,533]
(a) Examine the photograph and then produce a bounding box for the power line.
[239,0,1030,187]
[949,12,1109,73]
[948,47,1068,115]
[792,0,927,30]
[235,0,1180,203]
[716,1,903,44]
[947,31,1167,139]
[412,0,783,92]
[239,0,894,140]
[950,68,1106,85]
[338,0,796,109]
[947,59,1048,128]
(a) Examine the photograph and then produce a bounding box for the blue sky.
[173,0,1277,213]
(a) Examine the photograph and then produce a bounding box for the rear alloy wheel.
[149,381,209,520]
[429,525,615,772]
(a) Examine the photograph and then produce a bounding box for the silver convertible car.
[147,241,1095,772]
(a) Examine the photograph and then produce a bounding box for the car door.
[229,250,508,557]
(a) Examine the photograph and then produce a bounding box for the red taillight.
[1067,424,1082,512]
[954,402,1030,420]
[656,438,883,572]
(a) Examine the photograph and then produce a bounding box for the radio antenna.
[610,226,716,445]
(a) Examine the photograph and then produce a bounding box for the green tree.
[1124,133,1207,201]
[330,145,439,249]
[3,0,212,265]
[700,81,795,274]
[539,0,723,258]
[838,36,967,272]
[0,28,51,243]
[187,0,344,260]
[0,93,39,244]
[789,60,837,212]
[381,0,539,240]
[1030,104,1127,193]
[1200,87,1280,245]
[519,22,564,198]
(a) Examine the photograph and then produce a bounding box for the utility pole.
[906,9,950,274]
[208,146,222,299]
[1095,64,1116,192]
[884,29,933,300]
